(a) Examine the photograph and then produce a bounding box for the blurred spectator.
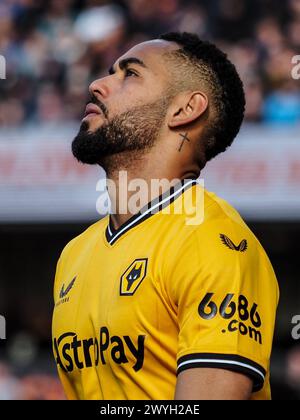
[210,0,260,41]
[286,346,300,398]
[244,79,264,122]
[289,0,300,19]
[0,98,25,126]
[263,80,300,124]
[0,1,299,127]
[0,362,66,400]
[0,363,21,400]
[20,374,66,400]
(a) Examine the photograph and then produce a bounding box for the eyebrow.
[109,57,147,75]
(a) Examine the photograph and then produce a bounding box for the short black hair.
[159,32,245,162]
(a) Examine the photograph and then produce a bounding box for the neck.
[104,145,200,230]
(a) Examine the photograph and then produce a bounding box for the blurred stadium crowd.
[0,363,65,399]
[0,0,300,127]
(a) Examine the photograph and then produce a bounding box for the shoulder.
[198,189,273,266]
[165,187,279,307]
[169,185,259,256]
[59,216,108,262]
[165,186,277,285]
[198,188,257,249]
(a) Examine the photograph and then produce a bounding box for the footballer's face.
[72,40,178,167]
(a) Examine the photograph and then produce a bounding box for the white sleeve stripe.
[177,358,265,381]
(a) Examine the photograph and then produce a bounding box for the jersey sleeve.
[52,236,79,304]
[52,242,79,400]
[53,255,63,304]
[165,218,279,392]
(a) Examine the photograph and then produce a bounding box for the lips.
[84,103,102,117]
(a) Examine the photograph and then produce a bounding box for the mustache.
[86,95,109,118]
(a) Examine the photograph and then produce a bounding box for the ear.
[168,91,208,129]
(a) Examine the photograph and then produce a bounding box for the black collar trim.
[105,179,198,246]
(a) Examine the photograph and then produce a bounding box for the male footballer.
[52,32,279,400]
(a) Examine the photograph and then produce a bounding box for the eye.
[124,68,138,78]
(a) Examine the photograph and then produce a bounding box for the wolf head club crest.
[120,259,148,296]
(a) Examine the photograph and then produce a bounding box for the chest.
[52,242,177,375]
[53,241,174,346]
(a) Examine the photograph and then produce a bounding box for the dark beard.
[72,98,169,172]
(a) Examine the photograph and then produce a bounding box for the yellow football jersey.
[52,180,279,400]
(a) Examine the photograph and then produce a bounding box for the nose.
[89,76,110,99]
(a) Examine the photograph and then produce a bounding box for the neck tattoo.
[178,133,190,152]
